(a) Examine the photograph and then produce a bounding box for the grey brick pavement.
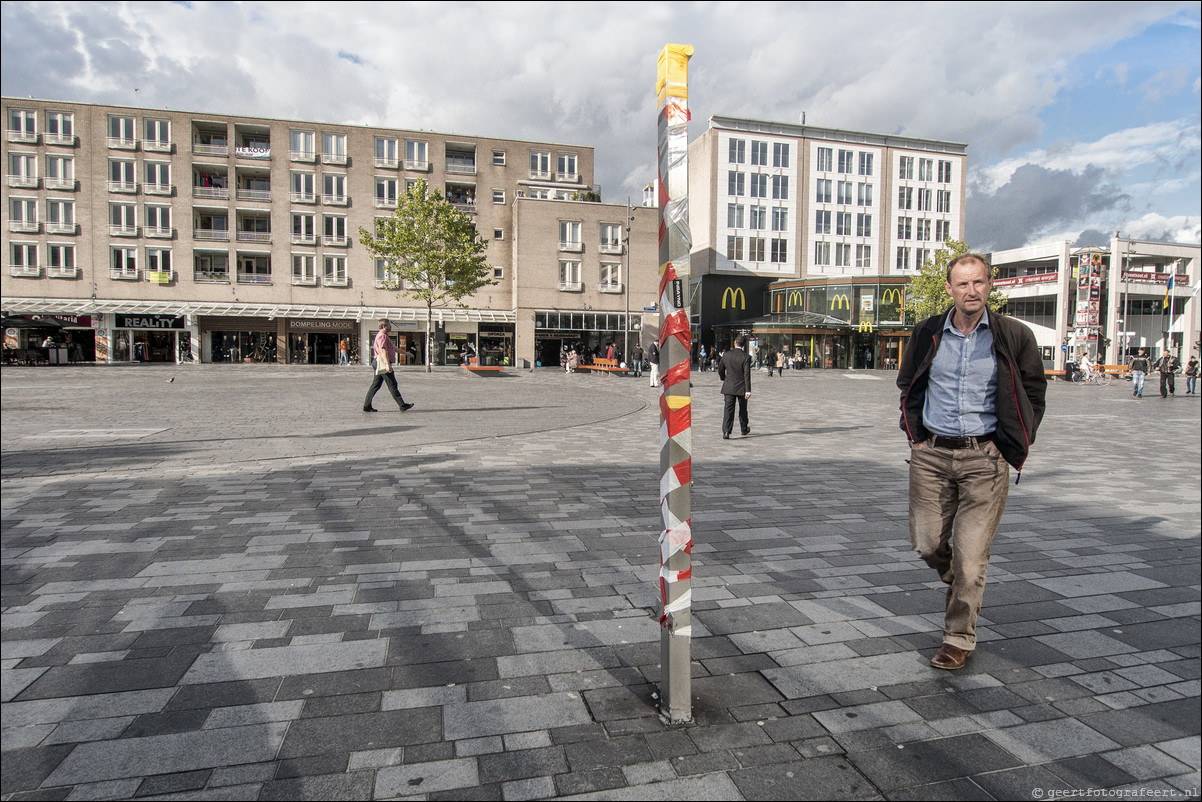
[2,363,1198,800]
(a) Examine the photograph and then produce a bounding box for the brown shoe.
[930,644,971,670]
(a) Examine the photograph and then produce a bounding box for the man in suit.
[718,334,752,439]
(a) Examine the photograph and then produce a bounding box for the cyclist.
[1078,353,1094,383]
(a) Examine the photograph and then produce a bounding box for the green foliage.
[906,238,1007,324]
[358,180,494,369]
[571,191,602,202]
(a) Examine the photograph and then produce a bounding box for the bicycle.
[1073,368,1113,387]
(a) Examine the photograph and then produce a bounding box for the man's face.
[946,260,991,319]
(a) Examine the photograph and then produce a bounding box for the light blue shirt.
[923,310,998,438]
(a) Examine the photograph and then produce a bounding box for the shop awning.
[1,298,516,324]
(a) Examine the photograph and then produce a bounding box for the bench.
[463,358,505,375]
[578,357,629,375]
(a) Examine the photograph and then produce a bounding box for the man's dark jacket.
[718,347,752,396]
[897,309,1047,473]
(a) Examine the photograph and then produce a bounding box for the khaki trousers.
[908,441,1010,651]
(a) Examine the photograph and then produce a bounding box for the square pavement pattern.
[2,364,1198,800]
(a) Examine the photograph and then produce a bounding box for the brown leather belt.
[931,434,993,450]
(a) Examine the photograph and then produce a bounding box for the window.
[916,248,931,267]
[816,147,833,173]
[406,140,429,169]
[917,188,932,212]
[493,229,504,241]
[46,199,74,232]
[493,150,506,166]
[375,137,398,167]
[898,186,912,210]
[835,243,851,267]
[936,220,952,242]
[145,118,171,150]
[919,158,934,181]
[9,152,36,184]
[838,150,855,173]
[897,217,912,240]
[146,248,171,277]
[938,160,954,183]
[749,173,768,198]
[856,213,872,237]
[291,171,315,203]
[813,241,830,266]
[108,115,135,147]
[374,258,390,286]
[10,242,38,274]
[772,207,789,231]
[859,152,873,176]
[727,171,745,196]
[48,243,75,274]
[145,162,171,193]
[322,132,347,163]
[772,175,789,200]
[529,150,551,178]
[814,210,830,235]
[728,138,745,164]
[726,236,743,260]
[856,244,872,269]
[375,177,398,207]
[290,130,315,160]
[836,212,853,236]
[898,156,914,180]
[559,220,582,250]
[237,254,271,283]
[9,197,37,235]
[46,154,73,188]
[292,254,316,285]
[111,246,137,278]
[815,179,831,203]
[145,205,171,236]
[291,213,316,243]
[896,247,911,270]
[750,141,768,166]
[917,219,931,241]
[727,203,744,228]
[323,174,347,204]
[557,152,578,179]
[558,259,582,290]
[485,189,501,205]
[773,143,790,168]
[600,222,622,252]
[8,108,36,139]
[837,181,853,205]
[323,255,348,286]
[771,239,788,263]
[937,190,952,213]
[323,215,347,244]
[749,206,766,230]
[110,203,136,235]
[749,238,765,261]
[195,252,229,282]
[600,262,621,291]
[46,110,73,143]
[857,183,873,207]
[108,159,135,192]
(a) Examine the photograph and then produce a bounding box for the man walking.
[647,340,661,387]
[364,319,415,413]
[718,334,752,440]
[1156,348,1180,399]
[1129,348,1150,398]
[897,254,1046,670]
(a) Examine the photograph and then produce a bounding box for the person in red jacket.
[897,254,1046,670]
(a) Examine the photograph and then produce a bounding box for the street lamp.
[623,199,633,362]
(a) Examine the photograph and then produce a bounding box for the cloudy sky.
[3,1,1199,251]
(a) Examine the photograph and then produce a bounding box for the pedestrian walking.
[1185,354,1198,395]
[631,344,644,378]
[1129,348,1150,398]
[718,334,752,439]
[363,319,414,413]
[1156,349,1180,398]
[647,340,661,387]
[897,253,1047,670]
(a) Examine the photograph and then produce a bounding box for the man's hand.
[981,440,1001,457]
[745,392,751,399]
[910,439,927,451]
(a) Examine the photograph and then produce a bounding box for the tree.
[905,238,1007,323]
[358,180,494,372]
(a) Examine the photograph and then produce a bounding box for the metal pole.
[655,43,694,725]
[624,198,632,362]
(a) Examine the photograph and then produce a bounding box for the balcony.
[291,233,316,245]
[8,264,41,278]
[529,169,552,181]
[324,274,349,287]
[374,197,397,209]
[599,282,624,294]
[194,269,230,283]
[558,241,584,253]
[193,186,229,200]
[235,145,271,160]
[46,222,78,235]
[47,265,78,279]
[144,140,173,154]
[236,272,272,285]
[599,242,623,255]
[109,224,138,237]
[193,228,230,242]
[146,270,176,285]
[236,231,271,243]
[322,194,349,206]
[44,133,76,147]
[291,150,316,163]
[292,274,318,286]
[45,177,77,191]
[290,191,316,204]
[556,172,580,183]
[446,157,477,176]
[145,226,175,239]
[403,159,430,171]
[193,143,229,157]
[8,220,39,234]
[144,183,175,197]
[558,281,583,292]
[236,188,271,202]
[7,130,39,144]
[375,157,399,169]
[108,180,138,194]
[323,235,349,247]
[7,175,39,189]
[110,267,140,280]
[322,152,348,166]
[107,137,137,150]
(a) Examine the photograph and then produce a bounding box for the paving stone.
[729,756,875,800]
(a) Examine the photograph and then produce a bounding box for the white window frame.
[772,207,789,232]
[771,239,787,263]
[919,158,934,181]
[10,242,39,275]
[46,110,74,144]
[727,203,744,229]
[726,236,743,261]
[599,262,622,292]
[291,171,315,203]
[492,189,505,204]
[8,108,36,140]
[146,247,172,280]
[749,237,765,262]
[110,202,137,236]
[46,154,74,189]
[728,171,745,196]
[323,255,348,286]
[47,243,76,276]
[772,175,789,200]
[835,243,851,268]
[292,253,317,285]
[857,183,873,207]
[144,204,172,237]
[405,140,429,170]
[558,259,582,291]
[856,213,872,238]
[750,141,768,166]
[558,220,582,252]
[375,137,398,167]
[728,138,745,164]
[816,147,833,173]
[144,118,171,151]
[322,132,348,164]
[897,246,911,271]
[814,209,830,235]
[856,244,872,269]
[836,211,852,236]
[291,212,316,244]
[108,158,136,193]
[773,142,790,168]
[813,241,830,266]
[46,198,74,233]
[108,115,136,148]
[323,214,348,245]
[9,196,37,232]
[290,130,316,161]
[859,152,874,176]
[530,150,551,179]
[492,150,506,166]
[749,206,766,230]
[815,179,831,204]
[749,173,768,199]
[556,152,578,181]
[898,156,914,180]
[323,174,348,205]
[375,177,398,208]
[145,161,172,194]
[111,245,138,279]
[600,222,622,253]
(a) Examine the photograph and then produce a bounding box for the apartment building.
[2,98,659,367]
[990,236,1199,369]
[689,115,967,369]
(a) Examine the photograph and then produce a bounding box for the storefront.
[534,310,634,367]
[198,316,277,363]
[113,314,189,363]
[287,319,357,365]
